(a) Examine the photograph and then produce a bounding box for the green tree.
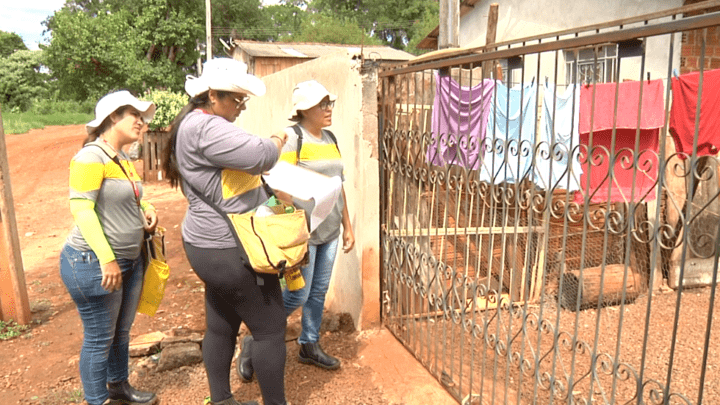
[212,0,270,48]
[308,0,438,50]
[292,13,383,45]
[0,50,49,111]
[260,4,307,42]
[43,1,203,101]
[0,31,28,58]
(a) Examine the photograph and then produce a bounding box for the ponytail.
[163,93,210,189]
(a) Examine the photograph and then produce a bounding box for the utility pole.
[206,0,212,61]
[438,0,459,49]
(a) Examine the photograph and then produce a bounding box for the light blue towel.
[480,81,537,184]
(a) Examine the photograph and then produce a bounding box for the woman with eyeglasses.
[237,80,355,382]
[162,58,288,405]
[60,91,159,405]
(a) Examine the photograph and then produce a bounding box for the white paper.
[263,161,342,232]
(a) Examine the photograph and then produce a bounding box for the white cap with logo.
[85,90,156,134]
[288,80,337,121]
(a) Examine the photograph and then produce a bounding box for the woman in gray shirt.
[162,58,288,405]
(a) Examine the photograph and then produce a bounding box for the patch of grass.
[2,112,92,135]
[0,319,30,340]
[63,388,84,403]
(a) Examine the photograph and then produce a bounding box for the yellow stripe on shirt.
[299,143,341,162]
[221,169,262,199]
[280,151,298,165]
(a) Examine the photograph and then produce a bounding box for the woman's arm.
[69,199,122,291]
[198,117,283,174]
[340,186,355,253]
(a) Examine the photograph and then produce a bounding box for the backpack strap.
[290,124,340,163]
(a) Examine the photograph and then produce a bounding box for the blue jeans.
[60,244,144,405]
[283,238,339,345]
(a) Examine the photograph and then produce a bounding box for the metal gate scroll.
[379,8,720,405]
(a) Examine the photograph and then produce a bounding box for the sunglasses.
[318,100,335,110]
[233,96,250,109]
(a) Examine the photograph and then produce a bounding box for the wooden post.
[0,106,31,324]
[483,4,500,79]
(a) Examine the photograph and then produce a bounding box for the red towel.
[579,80,665,133]
[576,80,664,204]
[575,129,659,204]
[670,68,720,159]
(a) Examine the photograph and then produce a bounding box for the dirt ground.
[0,125,428,405]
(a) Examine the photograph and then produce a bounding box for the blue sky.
[1,0,67,50]
[1,0,284,51]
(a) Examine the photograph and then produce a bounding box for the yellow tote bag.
[227,207,309,274]
[137,226,170,316]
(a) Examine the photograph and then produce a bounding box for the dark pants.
[184,242,287,405]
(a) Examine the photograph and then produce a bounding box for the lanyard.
[95,140,141,207]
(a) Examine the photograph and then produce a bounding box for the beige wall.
[237,54,381,329]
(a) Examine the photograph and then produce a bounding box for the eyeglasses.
[318,100,335,110]
[233,96,250,109]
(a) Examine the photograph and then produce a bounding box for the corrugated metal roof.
[233,40,414,61]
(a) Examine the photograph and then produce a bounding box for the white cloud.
[0,1,67,49]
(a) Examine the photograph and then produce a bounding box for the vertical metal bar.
[530,43,553,405]
[638,31,675,405]
[697,218,720,404]
[664,27,707,404]
[610,38,648,405]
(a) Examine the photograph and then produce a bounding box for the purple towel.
[426,75,495,170]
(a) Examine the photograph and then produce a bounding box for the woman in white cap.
[237,79,354,381]
[162,58,288,405]
[60,90,159,405]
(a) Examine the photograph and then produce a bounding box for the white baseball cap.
[185,58,266,98]
[86,91,156,134]
[288,80,337,121]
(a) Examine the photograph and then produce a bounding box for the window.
[565,46,617,84]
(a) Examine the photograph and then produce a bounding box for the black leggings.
[184,242,287,405]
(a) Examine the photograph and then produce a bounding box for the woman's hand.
[144,209,158,233]
[101,260,123,292]
[274,190,293,205]
[342,226,355,253]
[270,130,288,152]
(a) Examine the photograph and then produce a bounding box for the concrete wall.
[460,0,683,85]
[237,54,381,329]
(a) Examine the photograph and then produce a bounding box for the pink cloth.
[575,80,664,204]
[426,75,495,170]
[575,129,659,204]
[579,79,665,133]
[670,68,720,159]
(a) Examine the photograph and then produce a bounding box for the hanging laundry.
[535,82,583,191]
[426,74,495,170]
[479,80,538,184]
[670,68,720,159]
[575,79,664,204]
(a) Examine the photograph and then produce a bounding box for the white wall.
[238,54,380,328]
[460,0,683,87]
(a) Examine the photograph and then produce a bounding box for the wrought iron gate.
[379,7,720,405]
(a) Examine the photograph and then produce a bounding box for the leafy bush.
[142,89,188,131]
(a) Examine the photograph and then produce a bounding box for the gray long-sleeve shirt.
[177,110,279,249]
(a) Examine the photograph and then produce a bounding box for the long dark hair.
[81,105,131,147]
[163,90,233,189]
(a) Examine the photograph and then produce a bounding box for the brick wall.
[680,0,720,74]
